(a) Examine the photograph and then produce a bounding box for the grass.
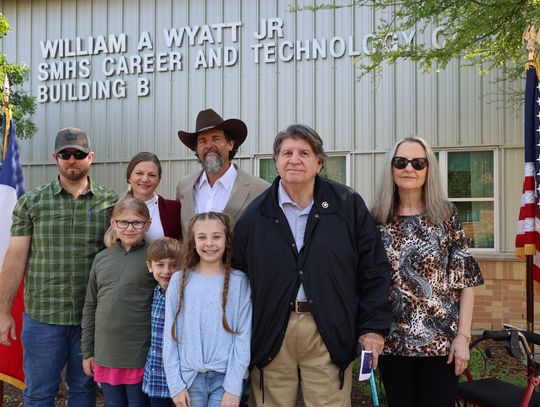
[465,340,529,387]
[352,355,387,403]
[3,341,530,407]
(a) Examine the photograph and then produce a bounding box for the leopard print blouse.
[378,209,484,357]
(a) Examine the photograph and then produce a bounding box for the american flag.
[516,60,540,284]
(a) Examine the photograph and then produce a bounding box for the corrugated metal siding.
[0,0,525,253]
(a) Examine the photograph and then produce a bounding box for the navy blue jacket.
[232,175,392,372]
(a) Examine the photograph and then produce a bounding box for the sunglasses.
[114,220,148,230]
[392,157,429,171]
[57,150,89,160]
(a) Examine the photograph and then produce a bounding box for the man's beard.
[59,165,90,181]
[202,154,224,174]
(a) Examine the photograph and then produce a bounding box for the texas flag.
[0,103,26,390]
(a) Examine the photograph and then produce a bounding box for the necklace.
[145,195,159,221]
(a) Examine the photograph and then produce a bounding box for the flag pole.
[1,75,9,162]
[527,255,534,333]
[523,24,538,338]
[0,74,8,407]
[0,74,7,407]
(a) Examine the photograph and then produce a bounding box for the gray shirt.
[163,269,252,398]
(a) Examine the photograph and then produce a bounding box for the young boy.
[143,237,182,407]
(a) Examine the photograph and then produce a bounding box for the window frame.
[256,152,351,186]
[436,147,498,252]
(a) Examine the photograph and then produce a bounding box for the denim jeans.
[21,314,96,407]
[189,371,226,407]
[101,382,150,407]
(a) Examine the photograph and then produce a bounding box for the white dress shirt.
[194,164,238,214]
[144,195,164,242]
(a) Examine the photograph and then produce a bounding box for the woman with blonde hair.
[371,136,484,407]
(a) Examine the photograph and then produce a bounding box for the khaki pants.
[249,312,352,407]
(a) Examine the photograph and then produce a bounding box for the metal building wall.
[0,0,524,253]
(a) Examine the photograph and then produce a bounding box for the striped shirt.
[143,285,170,398]
[10,177,117,325]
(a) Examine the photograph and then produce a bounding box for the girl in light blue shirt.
[163,212,251,407]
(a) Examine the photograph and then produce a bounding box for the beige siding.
[0,0,525,254]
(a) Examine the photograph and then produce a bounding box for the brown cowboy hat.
[177,108,247,151]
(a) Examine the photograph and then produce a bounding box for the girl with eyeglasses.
[81,197,156,407]
[371,137,484,407]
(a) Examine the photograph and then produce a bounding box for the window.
[258,155,348,184]
[438,150,495,249]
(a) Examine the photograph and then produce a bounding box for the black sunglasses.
[57,150,89,160]
[392,157,428,170]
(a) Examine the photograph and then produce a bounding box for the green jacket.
[81,241,155,368]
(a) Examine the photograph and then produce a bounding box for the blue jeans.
[21,314,96,407]
[101,382,150,407]
[189,371,226,407]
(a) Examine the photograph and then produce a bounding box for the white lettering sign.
[36,18,445,103]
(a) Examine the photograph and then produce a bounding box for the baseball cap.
[54,128,90,154]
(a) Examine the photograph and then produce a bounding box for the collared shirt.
[278,181,313,301]
[11,177,117,325]
[194,164,237,214]
[143,284,169,398]
[144,195,164,243]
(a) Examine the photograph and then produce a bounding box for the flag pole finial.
[524,24,539,62]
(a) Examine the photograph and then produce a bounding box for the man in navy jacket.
[233,124,392,407]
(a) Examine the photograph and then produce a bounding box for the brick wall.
[473,258,538,331]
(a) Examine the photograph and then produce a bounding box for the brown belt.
[294,300,310,314]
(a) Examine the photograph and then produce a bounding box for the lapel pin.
[322,201,329,209]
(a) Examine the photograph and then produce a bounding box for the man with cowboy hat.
[176,108,269,236]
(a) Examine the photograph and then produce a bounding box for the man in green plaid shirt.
[0,128,117,407]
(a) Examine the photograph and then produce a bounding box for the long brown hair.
[371,136,453,224]
[172,212,236,340]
